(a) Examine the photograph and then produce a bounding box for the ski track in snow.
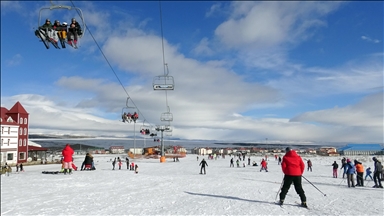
[1,154,384,215]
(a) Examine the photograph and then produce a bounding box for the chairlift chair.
[165,124,173,132]
[36,4,85,49]
[140,121,152,135]
[160,112,173,122]
[121,97,137,123]
[160,106,173,122]
[153,75,174,90]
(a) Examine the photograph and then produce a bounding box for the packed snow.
[1,154,383,215]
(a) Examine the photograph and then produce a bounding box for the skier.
[260,159,268,172]
[332,161,339,178]
[340,158,348,178]
[278,156,282,165]
[118,157,122,170]
[354,160,364,186]
[307,160,312,172]
[372,157,383,188]
[345,159,356,188]
[112,158,116,170]
[279,147,307,208]
[126,157,130,169]
[134,164,139,174]
[365,167,373,180]
[199,159,208,174]
[230,158,234,167]
[61,144,74,175]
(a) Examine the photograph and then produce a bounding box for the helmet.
[71,18,76,22]
[285,147,291,152]
[372,157,377,161]
[62,22,67,25]
[46,19,50,22]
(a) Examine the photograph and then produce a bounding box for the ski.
[295,201,310,210]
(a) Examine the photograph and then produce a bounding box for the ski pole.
[275,178,284,201]
[302,176,327,196]
[338,178,345,186]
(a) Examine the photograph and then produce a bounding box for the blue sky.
[1,1,383,144]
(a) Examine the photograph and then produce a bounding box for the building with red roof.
[1,101,29,164]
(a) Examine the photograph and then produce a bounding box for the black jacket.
[83,155,93,165]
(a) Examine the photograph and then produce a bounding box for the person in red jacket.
[62,144,74,174]
[278,147,307,208]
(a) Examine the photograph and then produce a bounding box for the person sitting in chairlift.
[132,112,139,123]
[122,112,128,122]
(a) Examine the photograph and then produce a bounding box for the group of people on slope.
[35,18,82,46]
[112,157,138,173]
[338,157,383,188]
[122,112,139,123]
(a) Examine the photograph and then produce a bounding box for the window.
[24,118,27,124]
[8,127,10,134]
[7,153,13,160]
[20,128,23,135]
[1,127,3,134]
[7,139,10,146]
[20,117,23,124]
[23,139,26,146]
[24,128,27,135]
[1,139,3,146]
[19,152,25,160]
[19,139,22,146]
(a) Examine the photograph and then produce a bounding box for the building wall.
[17,113,29,163]
[342,150,381,156]
[0,125,19,165]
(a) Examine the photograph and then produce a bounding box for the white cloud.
[205,3,222,18]
[214,2,342,49]
[191,37,214,56]
[361,35,380,43]
[5,54,23,66]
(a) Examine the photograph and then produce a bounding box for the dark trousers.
[373,172,383,187]
[279,175,306,203]
[200,166,206,174]
[356,172,364,186]
[347,173,355,187]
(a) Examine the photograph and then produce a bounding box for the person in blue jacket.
[346,159,356,188]
[365,167,373,180]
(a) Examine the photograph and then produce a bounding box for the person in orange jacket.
[354,160,364,186]
[279,147,307,208]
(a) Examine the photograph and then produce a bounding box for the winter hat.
[285,147,291,152]
[372,157,377,161]
[346,159,351,163]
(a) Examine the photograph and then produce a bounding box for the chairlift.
[36,3,85,49]
[165,124,173,132]
[160,106,173,122]
[153,75,174,90]
[140,120,152,135]
[121,97,138,123]
[153,63,174,90]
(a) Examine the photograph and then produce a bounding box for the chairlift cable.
[69,0,156,129]
[158,1,170,110]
